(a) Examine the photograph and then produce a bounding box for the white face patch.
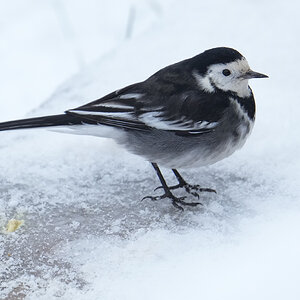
[194,58,252,98]
[193,71,215,93]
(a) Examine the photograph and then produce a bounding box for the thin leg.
[172,169,187,186]
[152,163,170,192]
[142,163,201,210]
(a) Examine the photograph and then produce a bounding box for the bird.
[0,47,268,210]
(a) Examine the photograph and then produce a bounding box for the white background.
[0,0,300,299]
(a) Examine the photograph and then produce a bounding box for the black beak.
[241,70,268,79]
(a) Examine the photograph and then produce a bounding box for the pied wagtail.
[0,47,268,210]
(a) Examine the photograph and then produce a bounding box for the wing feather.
[67,82,228,134]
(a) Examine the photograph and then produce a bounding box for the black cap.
[190,47,244,74]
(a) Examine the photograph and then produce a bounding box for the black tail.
[0,114,87,132]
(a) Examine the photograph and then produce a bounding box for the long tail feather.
[0,114,88,131]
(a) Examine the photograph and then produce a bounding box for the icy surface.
[1,0,300,299]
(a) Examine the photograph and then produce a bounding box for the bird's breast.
[174,97,255,169]
[217,96,255,158]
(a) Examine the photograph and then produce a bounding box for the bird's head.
[192,47,268,98]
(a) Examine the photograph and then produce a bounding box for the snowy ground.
[0,0,300,299]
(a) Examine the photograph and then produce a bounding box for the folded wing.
[67,83,228,135]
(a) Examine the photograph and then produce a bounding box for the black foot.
[155,183,216,199]
[142,191,202,211]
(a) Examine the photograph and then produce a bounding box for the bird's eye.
[222,69,231,76]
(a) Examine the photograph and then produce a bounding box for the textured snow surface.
[1,0,300,299]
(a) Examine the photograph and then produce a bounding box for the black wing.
[67,74,230,134]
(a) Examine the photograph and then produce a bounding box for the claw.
[141,196,151,202]
[154,183,215,196]
[188,185,217,194]
[176,197,202,207]
[171,201,184,211]
[190,191,200,199]
[142,195,162,202]
[170,183,217,197]
[201,188,216,193]
[142,192,201,210]
[154,186,164,192]
[168,184,181,190]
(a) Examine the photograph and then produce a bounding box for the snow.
[1,0,300,299]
